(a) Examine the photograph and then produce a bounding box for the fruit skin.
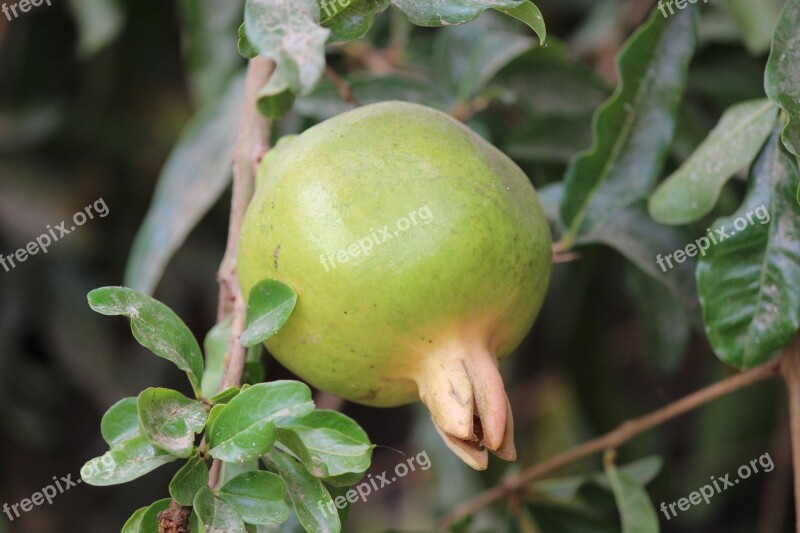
[238,101,551,467]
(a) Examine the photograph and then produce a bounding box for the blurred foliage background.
[0,0,793,531]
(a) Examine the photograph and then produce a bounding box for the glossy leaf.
[765,0,800,157]
[240,279,298,347]
[101,397,140,448]
[194,486,246,533]
[81,436,178,486]
[170,456,210,506]
[265,450,341,533]
[321,0,391,43]
[243,0,329,118]
[560,7,697,239]
[276,410,373,479]
[124,74,245,295]
[697,133,800,368]
[604,455,659,533]
[217,471,290,526]
[137,388,207,457]
[495,1,546,44]
[649,99,777,224]
[120,507,147,533]
[138,499,173,533]
[207,381,315,462]
[88,287,204,395]
[202,318,232,398]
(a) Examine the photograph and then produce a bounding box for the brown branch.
[438,357,783,530]
[206,57,275,492]
[781,335,800,533]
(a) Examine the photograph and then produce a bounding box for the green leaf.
[123,73,245,295]
[265,450,341,533]
[625,265,689,375]
[604,454,659,533]
[495,1,545,44]
[765,0,800,158]
[237,23,259,59]
[240,279,298,347]
[392,0,532,28]
[137,388,207,457]
[725,0,785,54]
[88,287,205,395]
[649,99,778,224]
[121,507,147,533]
[537,456,663,502]
[66,0,124,58]
[193,486,246,533]
[210,387,241,405]
[208,381,315,463]
[243,0,329,118]
[527,501,616,533]
[178,0,245,107]
[320,0,391,43]
[217,471,290,526]
[697,132,800,368]
[202,317,232,398]
[101,397,140,448]
[170,456,210,506]
[276,410,373,479]
[81,436,178,486]
[560,6,697,240]
[138,499,173,533]
[431,13,538,102]
[577,205,701,325]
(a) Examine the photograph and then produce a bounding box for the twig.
[325,66,358,105]
[438,357,783,530]
[206,57,275,491]
[781,335,800,533]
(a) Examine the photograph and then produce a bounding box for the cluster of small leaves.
[237,0,546,118]
[80,283,374,532]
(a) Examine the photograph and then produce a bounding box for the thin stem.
[206,57,275,491]
[438,357,782,530]
[781,335,800,532]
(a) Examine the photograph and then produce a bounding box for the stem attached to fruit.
[416,340,515,470]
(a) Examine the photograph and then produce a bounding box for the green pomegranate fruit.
[238,101,551,469]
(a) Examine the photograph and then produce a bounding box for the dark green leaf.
[137,388,207,457]
[217,471,290,526]
[560,7,697,240]
[527,501,616,533]
[194,486,246,533]
[697,132,800,367]
[276,410,373,479]
[765,0,800,157]
[170,456,210,506]
[101,397,139,448]
[138,499,173,533]
[123,73,245,295]
[81,436,178,486]
[88,287,204,395]
[495,1,545,44]
[240,279,298,347]
[121,506,147,533]
[320,0,391,43]
[243,0,329,118]
[208,381,314,462]
[604,455,659,533]
[265,450,341,533]
[649,99,777,224]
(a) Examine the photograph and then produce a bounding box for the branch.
[438,357,783,530]
[207,57,275,490]
[781,335,800,533]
